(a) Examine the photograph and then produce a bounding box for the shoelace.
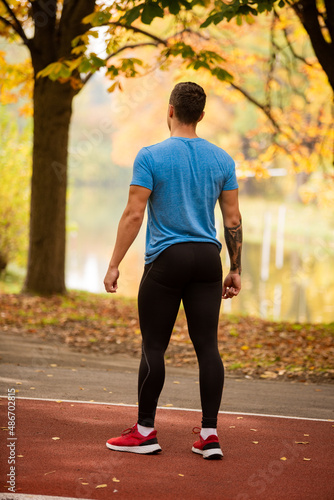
[121,425,136,436]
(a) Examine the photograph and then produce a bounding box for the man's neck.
[170,123,199,139]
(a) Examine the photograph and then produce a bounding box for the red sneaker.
[192,428,223,460]
[106,424,162,455]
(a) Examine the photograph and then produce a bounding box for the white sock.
[200,428,218,440]
[137,423,154,436]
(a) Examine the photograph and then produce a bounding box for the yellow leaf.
[56,400,63,403]
[52,437,60,440]
[229,426,236,428]
[241,345,249,350]
[252,441,259,444]
[81,483,89,485]
[44,470,56,475]
[96,484,107,488]
[164,403,174,407]
[50,364,57,367]
[295,441,309,445]
[237,417,243,420]
[280,457,287,461]
[17,455,24,458]
[303,458,311,461]
[112,478,120,483]
[250,429,258,432]
[173,381,180,384]
[178,474,184,477]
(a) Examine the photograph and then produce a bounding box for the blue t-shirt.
[130,137,238,264]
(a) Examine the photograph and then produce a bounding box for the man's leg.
[137,263,182,428]
[183,279,224,429]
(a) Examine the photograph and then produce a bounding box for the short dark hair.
[169,82,206,124]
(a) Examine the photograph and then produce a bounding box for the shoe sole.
[106,442,162,454]
[192,446,223,460]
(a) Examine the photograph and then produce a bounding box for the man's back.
[131,137,238,263]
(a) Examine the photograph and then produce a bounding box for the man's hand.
[104,266,119,293]
[223,272,241,300]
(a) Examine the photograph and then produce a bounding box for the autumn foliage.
[1,292,333,382]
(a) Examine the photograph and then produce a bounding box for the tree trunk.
[24,77,75,294]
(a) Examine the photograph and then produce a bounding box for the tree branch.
[0,0,30,45]
[108,21,168,46]
[229,81,299,160]
[82,41,159,86]
[0,14,15,30]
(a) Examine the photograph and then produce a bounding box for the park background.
[1,0,334,326]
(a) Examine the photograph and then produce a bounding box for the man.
[104,82,242,460]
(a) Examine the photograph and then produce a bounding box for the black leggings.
[137,242,224,428]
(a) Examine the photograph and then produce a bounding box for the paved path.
[0,332,333,420]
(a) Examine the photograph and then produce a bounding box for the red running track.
[0,398,333,500]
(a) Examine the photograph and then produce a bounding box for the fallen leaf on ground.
[280,457,287,461]
[295,441,309,444]
[178,474,184,477]
[303,458,311,461]
[112,478,120,483]
[51,437,60,440]
[252,441,259,444]
[44,471,56,475]
[96,484,107,488]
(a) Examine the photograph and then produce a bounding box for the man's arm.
[218,189,242,299]
[104,185,151,293]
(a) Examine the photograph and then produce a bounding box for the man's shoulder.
[139,138,171,154]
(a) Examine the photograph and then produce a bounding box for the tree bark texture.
[293,0,334,92]
[24,79,74,294]
[23,0,96,294]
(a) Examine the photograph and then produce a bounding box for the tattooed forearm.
[224,220,242,274]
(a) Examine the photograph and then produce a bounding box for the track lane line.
[1,395,332,422]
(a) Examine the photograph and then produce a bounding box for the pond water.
[66,186,334,324]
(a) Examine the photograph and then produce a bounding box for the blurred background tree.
[0,110,31,273]
[0,0,333,296]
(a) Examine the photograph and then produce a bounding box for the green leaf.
[201,12,225,28]
[78,58,92,73]
[123,5,144,24]
[71,35,82,48]
[71,45,87,55]
[211,67,233,82]
[167,0,181,15]
[90,54,105,69]
[82,11,111,26]
[141,2,164,25]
